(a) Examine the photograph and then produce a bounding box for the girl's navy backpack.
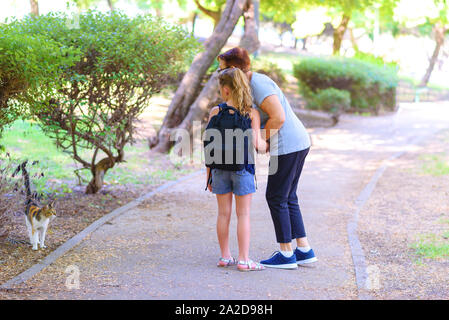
[203,103,255,185]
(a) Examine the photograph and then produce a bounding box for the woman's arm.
[259,95,285,141]
[250,108,268,153]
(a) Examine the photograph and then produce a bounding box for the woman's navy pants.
[266,148,309,243]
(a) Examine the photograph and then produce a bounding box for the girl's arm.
[206,106,220,191]
[250,108,268,153]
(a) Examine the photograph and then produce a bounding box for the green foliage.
[0,20,80,149]
[353,51,399,69]
[293,56,398,114]
[134,0,190,12]
[261,0,301,24]
[4,11,199,192]
[394,0,449,31]
[251,58,287,88]
[306,87,351,113]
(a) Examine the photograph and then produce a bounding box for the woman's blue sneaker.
[294,248,318,265]
[260,251,297,269]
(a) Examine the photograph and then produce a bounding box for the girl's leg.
[234,193,252,262]
[216,192,233,259]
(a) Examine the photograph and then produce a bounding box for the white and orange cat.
[25,201,56,250]
[21,162,56,250]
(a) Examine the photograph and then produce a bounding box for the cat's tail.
[20,160,33,207]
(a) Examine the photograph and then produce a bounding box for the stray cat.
[21,161,56,250]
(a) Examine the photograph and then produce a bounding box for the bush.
[0,157,20,240]
[307,88,351,114]
[293,56,398,114]
[353,51,399,70]
[6,11,199,194]
[252,58,287,88]
[0,25,78,149]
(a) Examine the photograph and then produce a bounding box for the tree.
[394,0,449,86]
[292,0,398,55]
[15,12,198,194]
[150,0,249,153]
[0,21,76,149]
[72,0,118,11]
[292,7,328,46]
[260,0,299,47]
[30,0,39,16]
[239,0,260,53]
[106,0,116,10]
[194,0,226,28]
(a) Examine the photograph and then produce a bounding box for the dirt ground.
[0,186,140,285]
[358,130,449,299]
[0,153,198,286]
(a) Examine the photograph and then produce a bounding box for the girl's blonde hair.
[218,68,253,116]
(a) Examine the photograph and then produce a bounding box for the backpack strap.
[218,103,238,114]
[205,169,212,191]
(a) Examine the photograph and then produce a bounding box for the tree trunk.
[149,0,248,153]
[333,14,351,55]
[192,12,198,35]
[107,0,115,11]
[85,157,115,194]
[30,0,39,17]
[194,0,222,29]
[419,24,445,87]
[349,28,359,52]
[239,0,260,54]
[160,2,258,152]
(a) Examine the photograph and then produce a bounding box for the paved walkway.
[5,102,449,299]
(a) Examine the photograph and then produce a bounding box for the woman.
[217,47,317,269]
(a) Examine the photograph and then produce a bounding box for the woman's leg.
[234,193,252,262]
[216,192,233,259]
[266,152,299,247]
[286,148,310,247]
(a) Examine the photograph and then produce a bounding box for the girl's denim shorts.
[211,168,256,196]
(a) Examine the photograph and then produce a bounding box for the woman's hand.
[256,139,269,154]
[250,109,270,154]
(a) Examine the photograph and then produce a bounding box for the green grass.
[1,120,75,180]
[420,153,449,176]
[411,216,449,261]
[411,233,449,260]
[0,120,196,196]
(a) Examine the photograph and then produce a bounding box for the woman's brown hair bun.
[217,47,251,72]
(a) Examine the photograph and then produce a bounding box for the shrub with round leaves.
[0,24,79,149]
[293,57,398,114]
[307,88,351,114]
[6,11,200,193]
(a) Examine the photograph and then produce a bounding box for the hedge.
[293,56,399,114]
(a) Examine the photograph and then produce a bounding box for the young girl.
[206,67,267,272]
